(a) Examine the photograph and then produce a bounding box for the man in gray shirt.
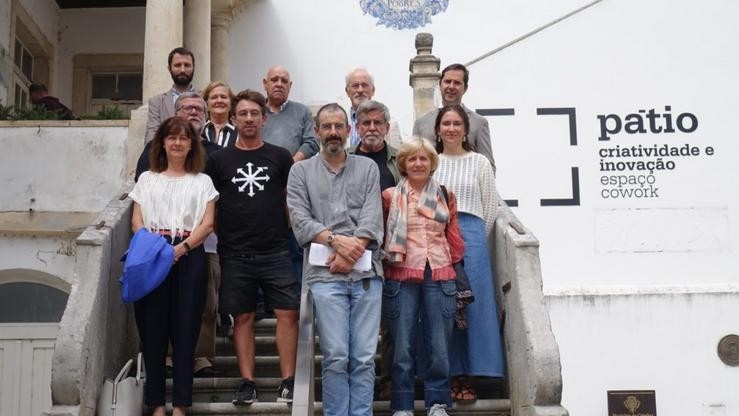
[261,65,319,161]
[287,103,383,416]
[413,63,496,173]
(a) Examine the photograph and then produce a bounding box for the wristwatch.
[326,232,335,247]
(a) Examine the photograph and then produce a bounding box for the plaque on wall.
[607,390,656,416]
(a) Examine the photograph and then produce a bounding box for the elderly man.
[135,92,221,378]
[287,103,384,416]
[261,65,319,161]
[205,90,299,405]
[352,99,400,191]
[261,65,319,298]
[345,68,402,149]
[145,47,196,143]
[412,63,496,172]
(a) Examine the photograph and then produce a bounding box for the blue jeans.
[311,277,382,416]
[383,268,455,410]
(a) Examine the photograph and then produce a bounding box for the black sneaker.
[232,379,257,405]
[277,377,294,403]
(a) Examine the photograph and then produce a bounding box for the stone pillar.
[210,11,232,83]
[184,0,212,92]
[409,33,441,120]
[142,0,183,102]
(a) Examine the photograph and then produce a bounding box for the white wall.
[228,0,587,134]
[547,290,739,415]
[0,235,77,285]
[0,122,128,212]
[56,7,145,105]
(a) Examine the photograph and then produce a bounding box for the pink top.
[383,188,464,282]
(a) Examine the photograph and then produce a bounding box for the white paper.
[308,243,372,272]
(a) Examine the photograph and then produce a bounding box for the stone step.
[183,399,511,415]
[216,336,320,356]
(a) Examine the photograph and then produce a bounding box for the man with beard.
[205,90,299,405]
[345,68,402,149]
[287,103,384,416]
[135,92,221,378]
[412,63,496,172]
[145,47,196,143]
[351,99,400,191]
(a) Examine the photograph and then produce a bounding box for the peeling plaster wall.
[0,122,128,212]
[0,234,77,284]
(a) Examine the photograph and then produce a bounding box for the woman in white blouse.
[129,116,218,416]
[432,104,504,403]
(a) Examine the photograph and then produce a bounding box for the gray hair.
[344,67,375,87]
[355,99,390,124]
[174,91,207,112]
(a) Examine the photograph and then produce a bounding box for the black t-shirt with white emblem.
[205,142,293,254]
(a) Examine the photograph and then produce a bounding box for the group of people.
[128,46,505,416]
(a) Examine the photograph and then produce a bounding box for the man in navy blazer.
[145,47,196,143]
[412,63,496,173]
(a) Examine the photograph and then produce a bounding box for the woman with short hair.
[383,137,465,416]
[201,81,237,147]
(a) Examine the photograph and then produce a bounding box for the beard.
[323,135,345,155]
[172,71,193,87]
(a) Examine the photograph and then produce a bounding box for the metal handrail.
[291,277,316,416]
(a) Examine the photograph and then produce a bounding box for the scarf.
[385,177,450,264]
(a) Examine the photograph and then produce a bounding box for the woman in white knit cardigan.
[432,104,505,402]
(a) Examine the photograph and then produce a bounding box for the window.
[91,72,142,101]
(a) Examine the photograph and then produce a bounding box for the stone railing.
[44,185,135,416]
[491,203,568,416]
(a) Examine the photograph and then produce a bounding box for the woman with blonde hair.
[201,81,237,147]
[382,137,464,416]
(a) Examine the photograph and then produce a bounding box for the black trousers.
[134,243,207,407]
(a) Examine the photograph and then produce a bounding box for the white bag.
[97,353,144,416]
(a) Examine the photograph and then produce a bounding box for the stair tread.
[186,399,510,414]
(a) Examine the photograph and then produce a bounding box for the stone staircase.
[170,318,511,416]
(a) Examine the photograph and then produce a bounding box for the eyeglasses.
[177,105,205,114]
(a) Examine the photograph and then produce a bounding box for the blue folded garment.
[119,228,174,303]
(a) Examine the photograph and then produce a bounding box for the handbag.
[97,353,144,416]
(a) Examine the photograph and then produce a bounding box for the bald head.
[263,65,293,109]
[345,68,376,109]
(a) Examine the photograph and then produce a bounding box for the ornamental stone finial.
[415,33,434,54]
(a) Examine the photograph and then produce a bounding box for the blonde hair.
[396,136,439,176]
[201,81,235,117]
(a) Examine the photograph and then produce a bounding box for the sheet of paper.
[308,243,372,272]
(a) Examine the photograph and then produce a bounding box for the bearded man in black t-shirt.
[205,90,298,405]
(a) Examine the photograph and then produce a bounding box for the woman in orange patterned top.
[381,137,464,416]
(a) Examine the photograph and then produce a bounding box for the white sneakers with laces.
[427,403,449,416]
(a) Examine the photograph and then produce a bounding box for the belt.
[157,229,191,238]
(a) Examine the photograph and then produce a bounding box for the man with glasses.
[145,47,196,143]
[136,91,221,378]
[205,90,299,405]
[345,68,402,149]
[287,103,384,416]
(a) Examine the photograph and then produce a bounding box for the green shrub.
[0,102,62,120]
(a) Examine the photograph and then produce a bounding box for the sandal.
[450,381,477,403]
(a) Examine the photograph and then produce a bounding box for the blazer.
[412,104,496,174]
[145,86,193,143]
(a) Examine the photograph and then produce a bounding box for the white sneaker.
[393,411,414,416]
[428,404,449,416]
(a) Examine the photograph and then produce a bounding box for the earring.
[436,135,441,142]
[463,135,467,142]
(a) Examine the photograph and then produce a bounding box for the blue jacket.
[119,228,174,303]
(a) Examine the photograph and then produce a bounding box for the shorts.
[219,250,299,315]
